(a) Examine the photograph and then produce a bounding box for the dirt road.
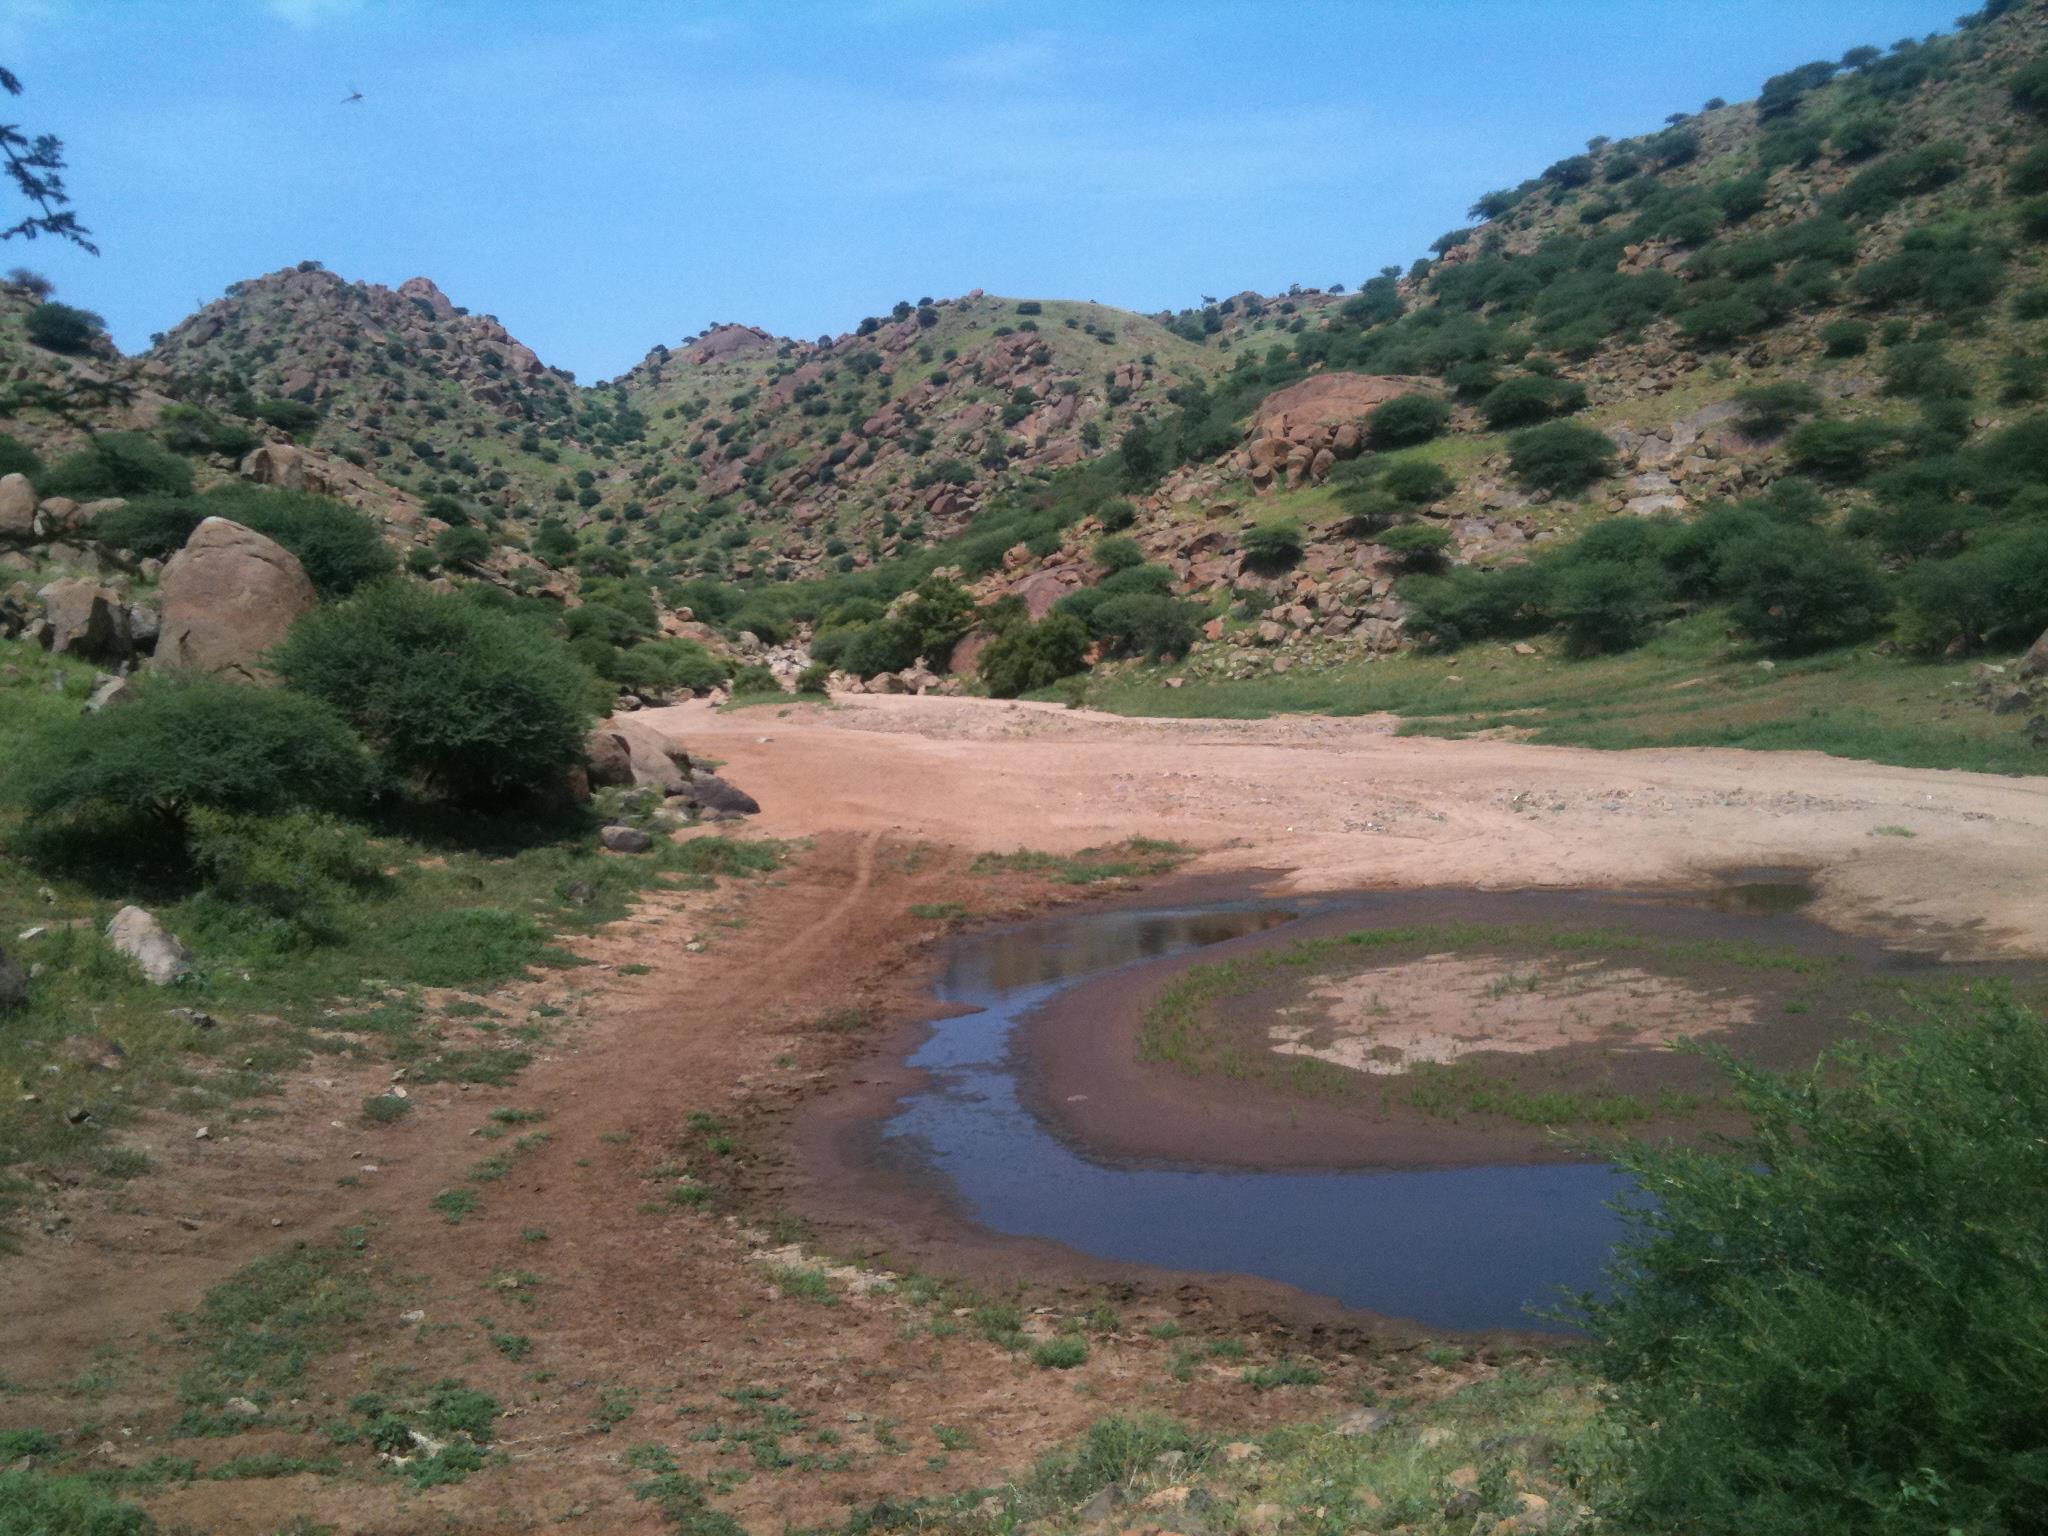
[653,694,2048,958]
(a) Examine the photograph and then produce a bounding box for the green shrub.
[1366,393,1450,447]
[1881,342,1972,402]
[158,404,260,461]
[1092,534,1144,572]
[0,1469,152,1536]
[435,525,491,570]
[186,808,386,947]
[1552,556,1667,655]
[1032,1337,1088,1370]
[1733,382,1822,437]
[1786,418,1893,481]
[273,582,595,802]
[1828,142,1965,219]
[2015,286,2048,323]
[1378,459,1454,504]
[1089,594,1202,660]
[1507,421,1615,495]
[9,677,370,826]
[2011,56,2048,114]
[22,300,103,354]
[1585,992,2048,1536]
[977,614,1090,698]
[1400,562,1548,649]
[1898,527,2048,651]
[2009,144,2048,198]
[1373,522,1453,572]
[1480,374,1586,428]
[2017,196,2048,244]
[729,663,780,694]
[1821,318,1871,356]
[1242,519,1304,574]
[1677,295,1768,347]
[41,432,194,499]
[794,661,831,694]
[0,432,40,480]
[94,486,393,597]
[1720,523,1890,652]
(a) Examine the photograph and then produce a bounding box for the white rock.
[104,906,192,985]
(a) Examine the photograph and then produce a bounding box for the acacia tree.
[0,66,95,252]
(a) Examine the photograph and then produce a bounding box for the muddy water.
[885,904,1633,1333]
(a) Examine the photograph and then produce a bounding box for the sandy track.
[648,694,2048,958]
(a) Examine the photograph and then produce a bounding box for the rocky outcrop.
[586,719,692,794]
[152,518,317,684]
[240,441,332,494]
[38,578,131,661]
[0,473,35,539]
[1241,373,1438,492]
[106,906,193,985]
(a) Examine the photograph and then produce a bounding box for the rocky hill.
[1,0,2041,744]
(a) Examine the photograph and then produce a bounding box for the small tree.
[1721,524,1890,651]
[1242,519,1304,574]
[273,582,596,802]
[23,299,101,353]
[435,525,492,570]
[977,614,1090,698]
[41,431,193,498]
[1366,394,1450,448]
[1507,422,1615,495]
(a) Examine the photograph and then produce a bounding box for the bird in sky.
[340,87,363,105]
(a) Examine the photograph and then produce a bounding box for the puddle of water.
[885,904,1632,1333]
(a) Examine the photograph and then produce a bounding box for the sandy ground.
[654,694,2048,959]
[3,695,2042,1531]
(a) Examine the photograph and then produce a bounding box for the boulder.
[583,728,634,788]
[105,906,193,985]
[152,518,317,684]
[0,945,26,1011]
[0,473,35,538]
[2022,627,2048,679]
[599,825,654,854]
[690,772,760,816]
[85,674,139,712]
[38,579,130,661]
[605,718,692,793]
[238,442,331,494]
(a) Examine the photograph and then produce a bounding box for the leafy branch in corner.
[0,65,97,253]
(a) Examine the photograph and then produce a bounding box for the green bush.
[0,432,41,479]
[729,663,780,694]
[1366,393,1450,447]
[1677,295,1768,347]
[978,614,1090,698]
[1733,382,1822,437]
[1506,421,1615,495]
[22,300,103,354]
[1552,556,1667,654]
[41,432,194,499]
[1828,142,1965,219]
[1242,519,1304,574]
[1092,534,1144,572]
[1378,458,1454,505]
[435,525,492,570]
[1721,523,1890,652]
[158,404,260,461]
[0,1469,151,1536]
[2009,144,2048,198]
[1480,374,1586,428]
[2011,56,2048,114]
[2017,196,2048,244]
[1898,526,2048,651]
[1088,593,1202,660]
[795,661,831,694]
[1373,522,1453,572]
[1821,318,1871,356]
[1786,418,1893,481]
[9,677,371,826]
[1400,562,1548,650]
[273,582,595,802]
[186,808,387,948]
[91,486,395,598]
[1585,992,2048,1536]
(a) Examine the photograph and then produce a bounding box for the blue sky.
[4,0,1964,382]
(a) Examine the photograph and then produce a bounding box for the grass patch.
[361,1093,411,1124]
[764,1264,839,1306]
[1243,1359,1323,1390]
[972,838,1190,885]
[172,1229,378,1409]
[1032,1337,1089,1370]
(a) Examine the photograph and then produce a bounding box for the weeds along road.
[651,692,2048,960]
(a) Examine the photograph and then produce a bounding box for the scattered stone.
[38,578,131,662]
[690,772,760,816]
[85,674,138,712]
[600,825,654,854]
[105,906,194,985]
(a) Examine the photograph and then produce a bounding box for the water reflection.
[888,904,1629,1333]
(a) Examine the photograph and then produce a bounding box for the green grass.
[764,1264,839,1306]
[1091,613,2043,776]
[971,837,1191,885]
[1031,1337,1089,1370]
[1242,1359,1324,1390]
[171,1229,380,1409]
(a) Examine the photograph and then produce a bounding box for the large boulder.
[0,473,35,539]
[238,442,331,494]
[586,719,691,793]
[152,517,317,685]
[106,906,192,985]
[691,771,760,817]
[38,578,130,661]
[2022,627,2048,679]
